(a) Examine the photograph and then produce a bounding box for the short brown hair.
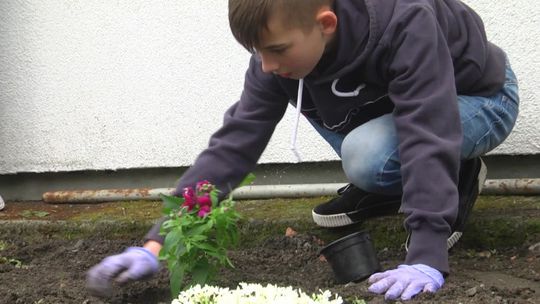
[229,0,333,53]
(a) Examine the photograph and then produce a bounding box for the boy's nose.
[260,54,279,74]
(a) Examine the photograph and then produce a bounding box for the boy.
[87,0,519,300]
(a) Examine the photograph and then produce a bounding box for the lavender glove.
[368,264,444,300]
[86,247,159,297]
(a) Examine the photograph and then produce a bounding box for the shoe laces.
[337,183,354,195]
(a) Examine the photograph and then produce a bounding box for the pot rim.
[318,230,371,257]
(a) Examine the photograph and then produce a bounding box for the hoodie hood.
[290,0,381,160]
[313,0,386,84]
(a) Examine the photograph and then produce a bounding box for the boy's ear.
[316,9,337,35]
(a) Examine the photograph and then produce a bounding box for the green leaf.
[194,242,219,252]
[34,211,50,217]
[20,210,50,218]
[161,218,180,231]
[237,173,256,188]
[188,234,208,243]
[186,221,213,237]
[169,264,185,297]
[191,260,210,285]
[160,194,184,214]
[224,256,235,268]
[210,190,219,207]
[164,227,183,247]
[174,243,187,258]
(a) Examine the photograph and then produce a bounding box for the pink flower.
[197,193,212,207]
[196,180,213,193]
[182,187,197,210]
[183,187,196,201]
[197,205,211,217]
[181,201,194,211]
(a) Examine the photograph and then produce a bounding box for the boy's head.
[229,0,337,79]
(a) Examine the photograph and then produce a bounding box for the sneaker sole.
[312,210,355,227]
[312,199,401,228]
[446,158,487,250]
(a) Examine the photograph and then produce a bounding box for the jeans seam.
[377,146,400,189]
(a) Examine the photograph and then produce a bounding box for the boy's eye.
[270,47,288,54]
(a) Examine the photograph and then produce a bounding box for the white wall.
[0,0,538,174]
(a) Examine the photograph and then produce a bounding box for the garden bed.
[0,229,538,303]
[0,197,539,303]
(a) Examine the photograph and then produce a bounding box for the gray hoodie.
[146,0,506,275]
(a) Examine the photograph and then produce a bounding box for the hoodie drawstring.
[331,78,365,97]
[290,78,304,162]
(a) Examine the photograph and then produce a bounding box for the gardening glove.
[86,247,159,297]
[368,264,444,301]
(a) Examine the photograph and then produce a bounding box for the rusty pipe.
[482,178,540,195]
[42,188,174,204]
[42,178,540,204]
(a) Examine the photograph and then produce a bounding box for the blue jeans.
[309,57,519,195]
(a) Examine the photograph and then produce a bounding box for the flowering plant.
[172,283,346,304]
[159,174,254,297]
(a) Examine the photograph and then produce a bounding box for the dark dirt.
[0,228,539,304]
[0,197,539,303]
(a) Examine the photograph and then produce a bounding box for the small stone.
[466,286,478,297]
[0,195,4,211]
[477,251,492,258]
[285,227,297,237]
[72,240,85,252]
[528,242,540,253]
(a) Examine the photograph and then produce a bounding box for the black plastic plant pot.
[319,230,381,284]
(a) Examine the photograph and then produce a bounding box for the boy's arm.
[386,7,462,275]
[175,56,289,194]
[144,56,290,244]
[86,57,290,296]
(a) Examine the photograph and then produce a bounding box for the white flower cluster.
[172,282,344,304]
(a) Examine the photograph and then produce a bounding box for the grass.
[0,195,538,250]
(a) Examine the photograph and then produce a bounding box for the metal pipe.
[42,178,540,204]
[482,178,540,195]
[42,188,173,204]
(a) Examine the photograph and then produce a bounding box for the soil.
[0,228,538,304]
[0,199,539,304]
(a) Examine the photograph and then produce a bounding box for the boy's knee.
[340,114,401,192]
[341,134,383,191]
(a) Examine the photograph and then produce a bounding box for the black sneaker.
[312,184,402,227]
[447,157,487,249]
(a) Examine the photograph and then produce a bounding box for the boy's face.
[256,10,335,79]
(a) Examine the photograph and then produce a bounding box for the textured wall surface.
[0,0,538,174]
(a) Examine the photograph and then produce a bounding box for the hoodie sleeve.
[143,56,290,243]
[386,5,462,275]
